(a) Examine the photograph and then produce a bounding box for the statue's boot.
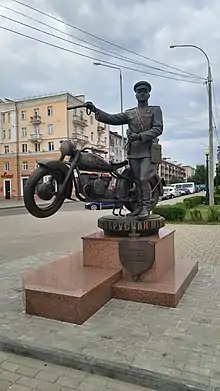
[127,204,143,217]
[137,206,149,219]
[127,185,143,217]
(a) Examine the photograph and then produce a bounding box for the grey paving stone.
[0,219,220,389]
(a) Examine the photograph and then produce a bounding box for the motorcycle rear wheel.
[23,166,67,218]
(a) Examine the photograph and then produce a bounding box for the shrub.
[183,196,205,209]
[214,194,220,205]
[154,203,187,222]
[206,206,220,222]
[190,209,203,222]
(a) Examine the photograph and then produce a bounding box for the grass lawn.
[184,204,220,224]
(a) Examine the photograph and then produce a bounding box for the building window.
[81,128,83,135]
[4,145,9,154]
[8,128,11,139]
[22,143,28,153]
[21,127,27,137]
[90,116,93,125]
[8,112,10,123]
[2,113,5,123]
[80,110,83,120]
[22,161,28,170]
[47,124,54,134]
[21,110,26,120]
[34,125,39,134]
[35,161,38,169]
[91,132,94,141]
[34,108,39,115]
[48,141,54,151]
[2,129,6,139]
[4,162,9,171]
[74,125,77,134]
[35,143,40,152]
[47,106,53,116]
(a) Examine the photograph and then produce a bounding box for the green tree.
[188,164,206,185]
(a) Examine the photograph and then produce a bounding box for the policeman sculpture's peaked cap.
[133,81,152,92]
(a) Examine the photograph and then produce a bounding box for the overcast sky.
[0,0,220,167]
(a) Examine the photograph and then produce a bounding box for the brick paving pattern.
[0,351,153,390]
[1,222,220,387]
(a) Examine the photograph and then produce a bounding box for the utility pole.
[207,64,214,205]
[170,44,214,205]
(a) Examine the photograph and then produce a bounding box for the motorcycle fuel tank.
[78,152,112,173]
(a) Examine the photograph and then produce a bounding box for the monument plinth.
[23,217,198,324]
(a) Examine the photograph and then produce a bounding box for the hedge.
[153,203,187,221]
[183,194,220,207]
[183,196,205,209]
[214,194,220,205]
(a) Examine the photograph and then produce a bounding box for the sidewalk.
[0,351,153,391]
[0,198,75,210]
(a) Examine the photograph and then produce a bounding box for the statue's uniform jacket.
[95,105,163,158]
[95,105,163,207]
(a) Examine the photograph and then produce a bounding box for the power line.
[0,5,203,81]
[12,0,204,81]
[0,13,202,81]
[0,24,202,84]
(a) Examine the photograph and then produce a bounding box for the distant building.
[0,92,109,200]
[109,131,127,162]
[182,165,196,180]
[158,160,186,184]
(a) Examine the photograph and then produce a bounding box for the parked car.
[85,201,115,210]
[162,186,179,200]
[180,188,191,195]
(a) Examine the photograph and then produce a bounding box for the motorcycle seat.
[110,160,128,170]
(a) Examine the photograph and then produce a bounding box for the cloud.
[0,0,220,166]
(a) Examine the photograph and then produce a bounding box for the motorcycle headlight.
[60,140,74,155]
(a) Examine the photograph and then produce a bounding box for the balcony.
[72,114,87,127]
[30,114,42,125]
[29,133,42,142]
[72,132,89,146]
[96,138,107,149]
[97,124,105,135]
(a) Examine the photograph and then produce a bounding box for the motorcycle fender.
[37,159,73,199]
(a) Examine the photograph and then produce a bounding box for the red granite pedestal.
[23,227,198,324]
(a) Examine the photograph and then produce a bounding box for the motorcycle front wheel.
[23,166,67,218]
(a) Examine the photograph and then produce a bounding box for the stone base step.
[113,258,198,307]
[24,252,121,325]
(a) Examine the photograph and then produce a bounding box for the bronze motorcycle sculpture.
[23,102,164,218]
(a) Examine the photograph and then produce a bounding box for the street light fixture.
[169,44,214,206]
[93,62,125,160]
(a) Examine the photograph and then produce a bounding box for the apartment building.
[158,159,186,183]
[0,92,109,200]
[109,131,127,162]
[182,165,196,180]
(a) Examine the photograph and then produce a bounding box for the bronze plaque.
[118,240,155,278]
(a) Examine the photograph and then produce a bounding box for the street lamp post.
[169,44,214,206]
[205,148,210,204]
[93,62,125,160]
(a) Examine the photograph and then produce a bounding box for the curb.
[0,336,215,391]
[0,199,78,211]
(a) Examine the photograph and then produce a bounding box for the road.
[0,193,199,217]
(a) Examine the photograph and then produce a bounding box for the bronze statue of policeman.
[86,81,163,217]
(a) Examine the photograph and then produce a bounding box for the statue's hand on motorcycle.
[85,101,97,114]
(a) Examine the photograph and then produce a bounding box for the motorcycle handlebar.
[67,104,86,110]
[67,104,92,116]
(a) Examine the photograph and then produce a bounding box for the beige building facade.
[0,92,109,200]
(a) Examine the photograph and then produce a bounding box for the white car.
[162,186,179,200]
